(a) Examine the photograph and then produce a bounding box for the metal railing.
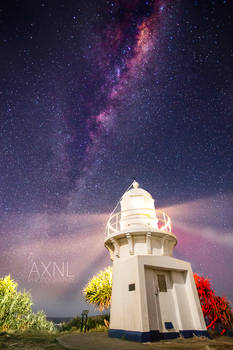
[105,209,172,237]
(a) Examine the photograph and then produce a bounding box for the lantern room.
[104,181,176,259]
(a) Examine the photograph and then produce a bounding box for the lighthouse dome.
[122,186,152,200]
[120,181,158,231]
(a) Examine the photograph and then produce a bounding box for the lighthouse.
[104,181,208,342]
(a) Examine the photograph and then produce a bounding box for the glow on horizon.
[0,193,232,315]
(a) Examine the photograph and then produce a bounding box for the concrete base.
[109,255,207,339]
[108,329,209,342]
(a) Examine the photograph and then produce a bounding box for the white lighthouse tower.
[104,181,207,342]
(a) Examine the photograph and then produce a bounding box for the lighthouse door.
[145,267,161,331]
[153,269,179,333]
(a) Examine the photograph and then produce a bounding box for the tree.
[194,273,233,334]
[0,275,54,332]
[83,267,112,311]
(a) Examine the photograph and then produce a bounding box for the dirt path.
[57,332,233,350]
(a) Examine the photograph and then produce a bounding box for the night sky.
[0,0,232,317]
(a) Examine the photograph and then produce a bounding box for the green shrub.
[0,275,54,332]
[59,314,109,332]
[59,316,81,331]
[83,267,112,311]
[86,314,109,330]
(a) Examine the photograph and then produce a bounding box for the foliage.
[83,267,112,311]
[59,314,109,332]
[194,274,233,334]
[0,275,54,332]
[59,316,81,331]
[86,314,109,332]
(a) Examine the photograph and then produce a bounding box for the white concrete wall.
[172,270,195,330]
[151,236,162,255]
[185,264,207,330]
[133,235,147,255]
[109,232,176,259]
[110,254,207,333]
[110,255,147,332]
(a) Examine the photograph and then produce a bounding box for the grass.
[0,330,68,349]
[0,314,109,349]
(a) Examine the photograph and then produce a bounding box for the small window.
[129,283,135,291]
[158,274,167,292]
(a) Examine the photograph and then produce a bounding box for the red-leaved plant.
[194,274,233,334]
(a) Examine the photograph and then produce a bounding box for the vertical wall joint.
[110,238,120,258]
[126,233,134,255]
[146,232,152,254]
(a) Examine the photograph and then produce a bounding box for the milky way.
[0,0,232,316]
[73,0,168,203]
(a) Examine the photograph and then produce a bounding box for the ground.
[57,332,233,350]
[0,331,64,349]
[0,331,233,350]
